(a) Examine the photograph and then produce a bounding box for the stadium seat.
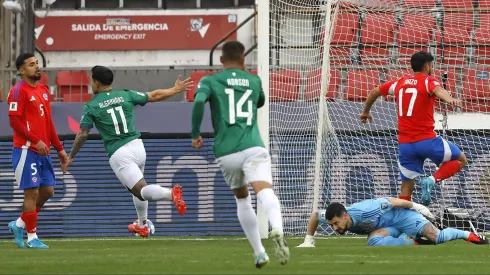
[440,46,467,65]
[474,46,490,64]
[361,13,397,45]
[330,13,359,45]
[398,13,434,45]
[39,72,49,88]
[386,69,413,82]
[403,0,436,8]
[344,70,380,101]
[479,0,490,8]
[330,47,353,65]
[56,71,90,98]
[402,13,436,31]
[63,93,93,102]
[304,68,340,101]
[397,46,428,64]
[442,0,474,8]
[461,68,490,111]
[443,13,473,32]
[186,71,215,102]
[361,47,390,65]
[269,70,301,101]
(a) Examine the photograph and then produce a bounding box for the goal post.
[258,0,490,236]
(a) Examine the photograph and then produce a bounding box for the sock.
[21,212,38,242]
[236,195,265,256]
[15,217,25,228]
[257,188,284,234]
[367,236,416,246]
[433,160,461,182]
[132,195,148,227]
[36,207,42,213]
[435,228,470,244]
[140,185,172,201]
[399,195,411,201]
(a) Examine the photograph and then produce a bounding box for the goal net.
[258,0,490,236]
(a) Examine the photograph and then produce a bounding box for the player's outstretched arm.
[432,86,462,108]
[387,198,434,220]
[147,76,193,103]
[360,87,382,123]
[297,211,320,248]
[62,128,90,174]
[191,92,208,149]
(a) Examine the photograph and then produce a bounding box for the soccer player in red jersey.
[7,53,67,249]
[360,51,466,206]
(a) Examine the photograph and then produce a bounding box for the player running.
[61,65,192,237]
[191,41,289,268]
[7,53,68,249]
[360,51,466,205]
[296,198,488,247]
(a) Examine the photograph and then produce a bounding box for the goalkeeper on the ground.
[297,198,488,247]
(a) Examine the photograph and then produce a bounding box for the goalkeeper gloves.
[296,235,315,248]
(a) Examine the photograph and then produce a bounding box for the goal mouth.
[260,0,490,236]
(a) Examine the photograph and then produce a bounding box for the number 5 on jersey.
[225,89,253,126]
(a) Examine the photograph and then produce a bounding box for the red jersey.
[7,80,57,154]
[379,73,441,144]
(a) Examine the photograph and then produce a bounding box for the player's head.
[220,40,245,69]
[16,53,41,81]
[326,202,351,234]
[91,65,114,93]
[411,51,434,76]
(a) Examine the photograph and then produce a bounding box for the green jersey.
[194,68,265,158]
[80,89,149,158]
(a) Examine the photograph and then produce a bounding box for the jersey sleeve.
[195,76,212,99]
[7,86,27,116]
[426,76,442,95]
[128,90,149,106]
[379,80,398,97]
[317,209,327,224]
[80,105,94,129]
[359,198,393,220]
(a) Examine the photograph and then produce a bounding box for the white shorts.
[216,146,273,190]
[109,139,146,190]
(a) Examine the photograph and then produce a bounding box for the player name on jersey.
[226,78,250,87]
[98,96,125,108]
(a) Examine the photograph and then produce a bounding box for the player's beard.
[29,73,41,81]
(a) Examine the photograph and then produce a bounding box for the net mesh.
[267,0,490,236]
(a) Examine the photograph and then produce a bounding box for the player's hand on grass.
[360,112,373,123]
[174,75,193,93]
[192,136,203,149]
[35,140,49,156]
[296,242,315,248]
[57,150,68,166]
[61,157,73,174]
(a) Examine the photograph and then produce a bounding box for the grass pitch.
[0,236,489,274]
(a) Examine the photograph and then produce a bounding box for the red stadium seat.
[399,13,434,45]
[269,70,301,101]
[344,70,380,101]
[397,46,428,64]
[329,47,352,65]
[361,13,397,44]
[443,13,473,31]
[63,93,93,102]
[361,47,390,65]
[331,13,359,45]
[402,13,436,30]
[386,69,413,82]
[474,46,490,64]
[442,0,474,8]
[461,68,490,111]
[56,71,90,98]
[443,27,471,45]
[186,71,216,102]
[403,0,436,8]
[479,0,490,8]
[304,68,340,101]
[440,46,467,65]
[39,72,49,88]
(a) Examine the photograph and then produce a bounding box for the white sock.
[15,217,25,228]
[132,195,148,227]
[140,185,172,201]
[257,188,284,234]
[27,233,38,242]
[236,195,265,257]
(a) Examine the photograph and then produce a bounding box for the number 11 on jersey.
[225,89,253,125]
[107,106,129,135]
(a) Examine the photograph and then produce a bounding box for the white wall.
[36,9,256,68]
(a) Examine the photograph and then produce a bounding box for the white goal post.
[257,0,490,237]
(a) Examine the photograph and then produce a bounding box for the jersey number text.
[224,89,253,125]
[107,106,129,135]
[398,88,418,117]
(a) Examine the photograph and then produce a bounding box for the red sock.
[399,195,411,201]
[21,212,38,234]
[36,207,42,213]
[433,160,461,182]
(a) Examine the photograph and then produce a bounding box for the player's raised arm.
[361,80,398,123]
[432,86,462,108]
[146,76,193,103]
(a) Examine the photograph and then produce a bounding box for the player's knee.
[367,236,383,246]
[44,188,55,198]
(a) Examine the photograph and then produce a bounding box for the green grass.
[0,236,489,274]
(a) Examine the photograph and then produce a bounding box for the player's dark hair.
[91,65,114,86]
[326,202,347,220]
[15,53,35,70]
[222,40,245,62]
[411,51,434,72]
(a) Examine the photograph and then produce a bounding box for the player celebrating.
[297,198,488,247]
[61,65,192,237]
[191,41,289,268]
[7,53,67,249]
[360,51,466,205]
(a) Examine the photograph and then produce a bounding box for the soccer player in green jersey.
[61,66,193,237]
[191,41,289,268]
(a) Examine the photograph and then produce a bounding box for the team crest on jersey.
[381,203,389,209]
[9,102,18,111]
[43,93,48,100]
[32,176,38,183]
